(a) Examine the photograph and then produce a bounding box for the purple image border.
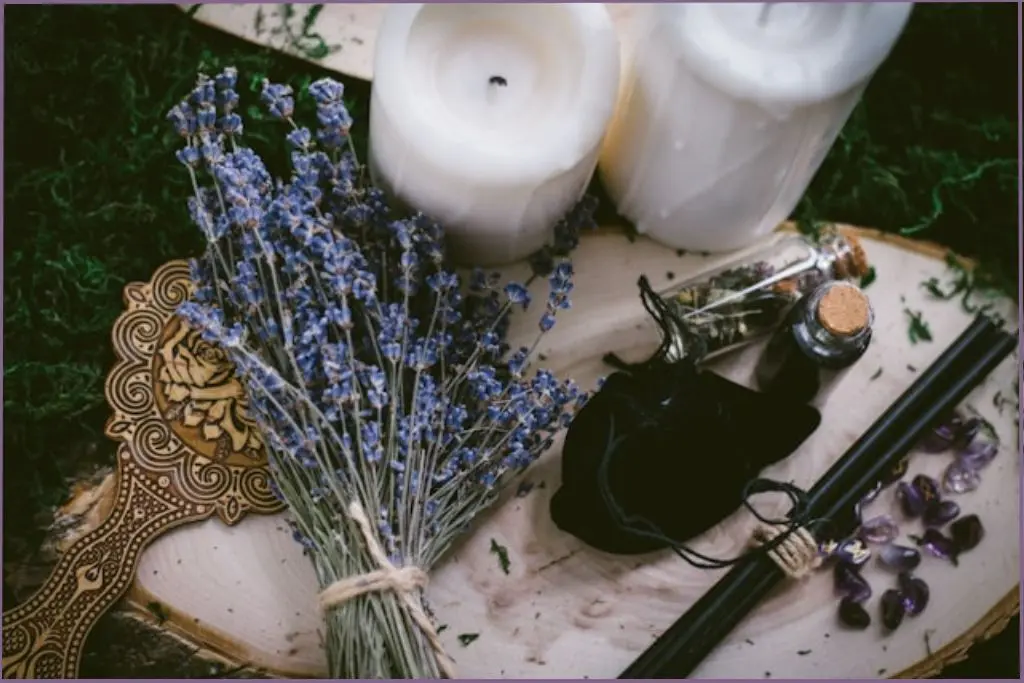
[0,0,1020,681]
[1018,0,1024,678]
[1018,0,1024,674]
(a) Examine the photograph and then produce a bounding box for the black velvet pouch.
[550,359,822,555]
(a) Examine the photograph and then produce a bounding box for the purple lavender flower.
[167,69,595,582]
[504,282,531,309]
[167,102,197,138]
[260,80,295,120]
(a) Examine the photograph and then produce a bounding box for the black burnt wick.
[488,75,508,87]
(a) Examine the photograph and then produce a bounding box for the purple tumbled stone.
[834,562,872,603]
[896,481,926,518]
[923,499,961,527]
[957,440,999,472]
[838,597,871,630]
[880,588,906,631]
[912,474,942,503]
[858,514,899,545]
[910,528,960,565]
[834,538,872,567]
[881,456,910,487]
[943,460,982,494]
[952,416,983,450]
[897,573,930,616]
[918,411,963,453]
[878,543,922,572]
[949,514,984,552]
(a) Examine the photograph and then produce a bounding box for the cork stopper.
[816,283,871,337]
[833,234,870,279]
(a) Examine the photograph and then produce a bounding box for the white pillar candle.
[369,3,620,266]
[600,2,913,253]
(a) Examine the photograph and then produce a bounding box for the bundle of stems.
[167,68,595,677]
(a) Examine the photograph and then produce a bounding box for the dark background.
[3,3,1020,678]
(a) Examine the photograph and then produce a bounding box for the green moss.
[793,2,1019,294]
[2,3,367,562]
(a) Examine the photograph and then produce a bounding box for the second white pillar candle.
[600,2,913,253]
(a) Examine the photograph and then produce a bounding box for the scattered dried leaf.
[924,629,935,656]
[490,538,510,575]
[515,481,535,498]
[859,266,877,289]
[904,308,933,344]
[921,276,955,299]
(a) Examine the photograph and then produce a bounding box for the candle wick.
[488,75,508,88]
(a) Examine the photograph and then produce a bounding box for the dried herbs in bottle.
[755,280,874,405]
[656,228,869,363]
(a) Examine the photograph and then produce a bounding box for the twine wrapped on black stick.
[620,314,1016,679]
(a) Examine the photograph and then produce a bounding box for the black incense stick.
[794,314,996,515]
[821,331,1017,523]
[797,319,1002,520]
[620,316,1015,679]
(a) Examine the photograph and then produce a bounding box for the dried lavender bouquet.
[167,69,592,678]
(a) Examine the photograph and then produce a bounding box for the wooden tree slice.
[183,3,641,83]
[60,225,1019,679]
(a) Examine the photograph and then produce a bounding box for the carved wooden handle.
[2,470,200,679]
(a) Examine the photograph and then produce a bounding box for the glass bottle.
[656,228,870,362]
[755,280,874,405]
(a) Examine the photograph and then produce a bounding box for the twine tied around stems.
[318,501,456,679]
[750,524,822,579]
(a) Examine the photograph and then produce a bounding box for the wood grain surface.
[64,226,1020,679]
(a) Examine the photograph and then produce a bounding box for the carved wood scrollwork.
[2,260,284,679]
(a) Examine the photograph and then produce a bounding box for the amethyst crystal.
[918,411,963,453]
[858,515,899,545]
[897,573,930,617]
[878,544,922,572]
[834,562,872,603]
[958,439,999,472]
[818,539,840,559]
[896,481,926,518]
[834,538,872,567]
[912,474,942,503]
[911,528,960,565]
[880,589,906,631]
[952,416,983,450]
[950,514,984,552]
[943,460,982,494]
[838,597,871,630]
[923,499,961,527]
[881,456,910,487]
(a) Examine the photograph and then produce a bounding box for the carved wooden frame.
[1,261,284,679]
